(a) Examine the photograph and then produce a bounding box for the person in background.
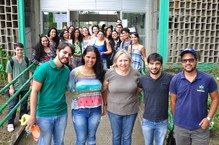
[105,26,115,68]
[91,25,99,40]
[68,25,75,39]
[63,25,68,30]
[60,29,73,45]
[138,53,173,145]
[119,33,125,42]
[170,48,219,145]
[47,27,60,53]
[67,46,106,145]
[32,35,55,65]
[6,43,32,132]
[112,30,121,52]
[128,33,147,72]
[102,49,141,145]
[119,28,131,51]
[93,30,112,69]
[70,28,83,68]
[115,24,123,36]
[116,19,122,25]
[82,27,92,52]
[27,43,74,145]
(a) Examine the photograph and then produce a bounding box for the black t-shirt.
[139,72,173,121]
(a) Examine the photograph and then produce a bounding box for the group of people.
[5,19,219,145]
[32,20,147,71]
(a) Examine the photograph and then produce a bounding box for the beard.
[58,54,68,65]
[184,64,197,73]
[150,69,161,75]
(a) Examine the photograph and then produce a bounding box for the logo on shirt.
[197,85,205,92]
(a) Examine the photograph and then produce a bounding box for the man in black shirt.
[138,53,173,145]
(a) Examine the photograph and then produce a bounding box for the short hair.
[121,28,130,34]
[147,53,163,65]
[57,43,74,54]
[14,42,24,49]
[116,24,123,28]
[113,49,132,67]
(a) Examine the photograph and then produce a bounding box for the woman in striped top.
[67,46,105,145]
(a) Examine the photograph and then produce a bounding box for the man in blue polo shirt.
[170,48,219,145]
[27,43,74,145]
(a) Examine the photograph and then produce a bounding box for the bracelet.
[206,116,211,122]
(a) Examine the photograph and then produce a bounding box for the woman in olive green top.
[103,49,141,145]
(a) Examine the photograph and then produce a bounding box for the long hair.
[59,29,69,42]
[33,35,49,61]
[81,46,105,83]
[47,27,60,46]
[70,28,83,43]
[82,27,91,37]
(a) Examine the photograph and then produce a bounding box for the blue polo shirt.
[170,70,217,130]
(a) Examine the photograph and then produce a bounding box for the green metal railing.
[0,90,31,127]
[0,63,34,127]
[0,63,34,95]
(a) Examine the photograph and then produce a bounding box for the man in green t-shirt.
[6,43,32,132]
[27,43,74,145]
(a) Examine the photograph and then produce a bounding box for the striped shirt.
[67,67,102,109]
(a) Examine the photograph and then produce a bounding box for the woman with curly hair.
[67,46,106,145]
[32,35,55,65]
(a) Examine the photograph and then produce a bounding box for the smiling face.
[112,31,118,40]
[14,46,24,57]
[74,29,80,38]
[181,53,197,73]
[82,27,89,36]
[92,27,99,35]
[63,30,69,39]
[115,53,131,72]
[41,36,49,48]
[131,34,139,44]
[49,29,57,38]
[83,51,97,68]
[57,46,72,64]
[148,60,162,75]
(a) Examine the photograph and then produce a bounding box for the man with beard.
[170,48,219,145]
[138,53,173,145]
[27,43,74,145]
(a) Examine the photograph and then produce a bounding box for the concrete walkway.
[18,92,144,145]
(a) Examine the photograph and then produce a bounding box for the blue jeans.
[8,90,28,124]
[141,118,168,145]
[72,106,101,145]
[36,113,68,145]
[108,111,138,145]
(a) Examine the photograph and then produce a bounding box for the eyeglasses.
[181,58,195,63]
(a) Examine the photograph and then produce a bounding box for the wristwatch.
[206,116,211,122]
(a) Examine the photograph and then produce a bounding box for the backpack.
[10,56,29,69]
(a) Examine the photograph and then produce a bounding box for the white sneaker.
[7,124,14,132]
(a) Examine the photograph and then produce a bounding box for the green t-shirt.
[6,56,30,90]
[33,59,70,117]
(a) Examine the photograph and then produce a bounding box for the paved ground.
[17,92,144,145]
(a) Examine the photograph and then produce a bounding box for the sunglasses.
[181,58,195,63]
